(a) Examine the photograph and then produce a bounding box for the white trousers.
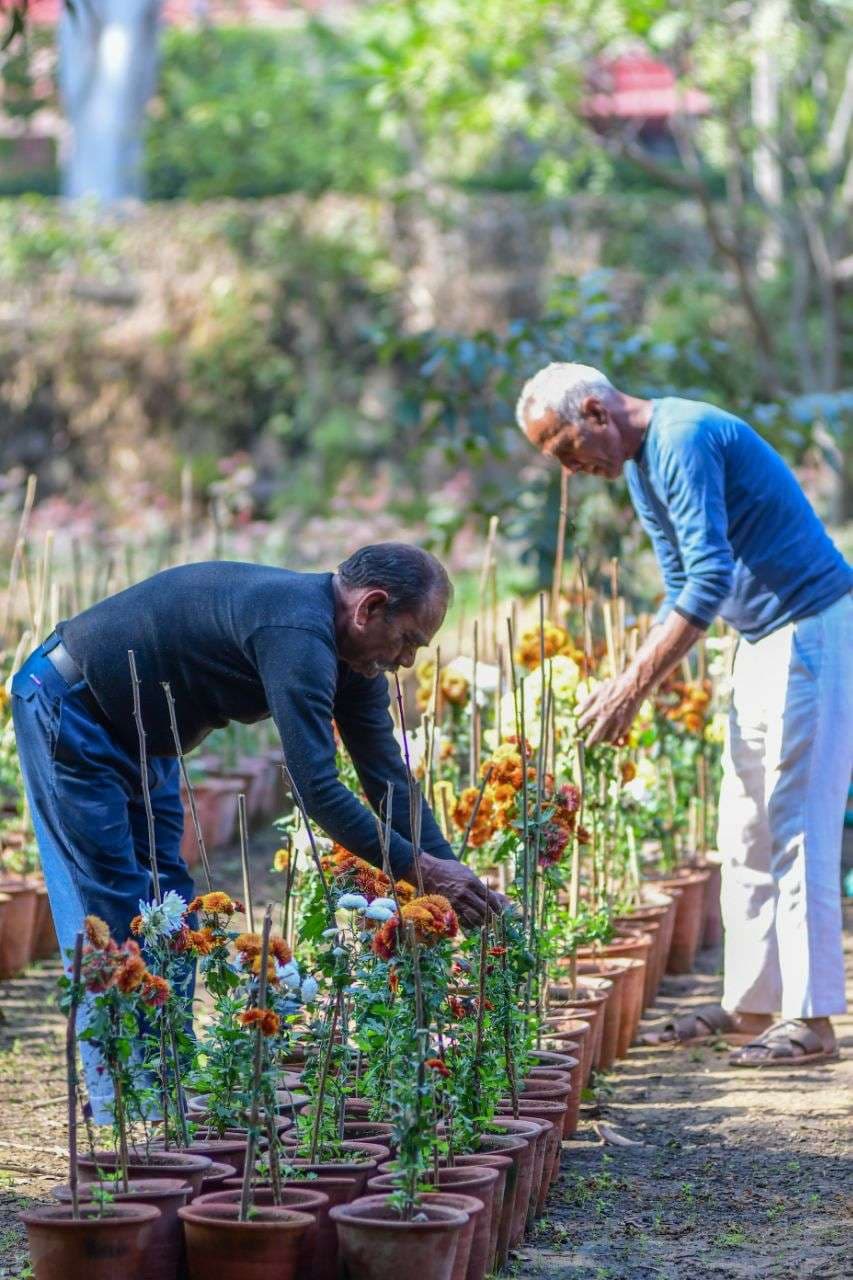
[719,591,853,1018]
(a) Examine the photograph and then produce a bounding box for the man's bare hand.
[417,852,509,928]
[577,674,642,748]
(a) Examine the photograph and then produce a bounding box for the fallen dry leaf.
[593,1121,644,1147]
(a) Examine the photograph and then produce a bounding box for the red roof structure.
[584,52,710,122]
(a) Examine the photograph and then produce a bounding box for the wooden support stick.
[238,794,254,932]
[66,933,83,1220]
[128,650,161,903]
[162,682,212,893]
[551,469,570,623]
[239,906,273,1221]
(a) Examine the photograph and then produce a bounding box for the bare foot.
[798,1016,837,1055]
[728,1011,774,1037]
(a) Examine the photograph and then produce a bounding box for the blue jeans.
[12,644,196,1120]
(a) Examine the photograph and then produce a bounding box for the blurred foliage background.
[0,0,849,607]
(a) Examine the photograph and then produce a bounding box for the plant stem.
[66,933,83,1220]
[240,906,273,1223]
[162,681,212,892]
[128,649,161,904]
[308,998,340,1164]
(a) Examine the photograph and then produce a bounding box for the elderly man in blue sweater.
[517,363,852,1067]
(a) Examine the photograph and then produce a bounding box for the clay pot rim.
[330,1195,468,1229]
[368,1166,499,1191]
[178,1202,315,1229]
[415,1191,486,1215]
[200,1161,237,1179]
[51,1177,190,1202]
[21,1202,161,1226]
[194,1186,330,1210]
[78,1149,213,1173]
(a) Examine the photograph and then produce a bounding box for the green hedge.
[145,25,403,200]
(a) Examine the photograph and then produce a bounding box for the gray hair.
[515,362,614,433]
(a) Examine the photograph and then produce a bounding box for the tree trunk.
[59,0,162,206]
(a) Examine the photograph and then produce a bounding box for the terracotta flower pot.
[575,961,633,1067]
[527,1057,582,1137]
[496,1100,566,1210]
[578,932,653,1027]
[614,903,671,1006]
[490,1117,544,1247]
[341,1120,396,1150]
[51,1178,189,1280]
[529,1048,576,1073]
[446,1150,511,1272]
[412,1192,485,1280]
[162,1136,249,1179]
[330,1195,468,1280]
[77,1149,212,1199]
[270,1140,389,1196]
[194,1185,328,1277]
[0,877,38,978]
[546,979,611,1072]
[579,955,646,1058]
[648,867,711,974]
[20,1202,160,1280]
[543,1016,593,1088]
[179,1200,314,1280]
[30,883,59,961]
[220,1176,360,1280]
[367,1169,496,1280]
[691,854,723,949]
[198,1161,236,1195]
[462,1137,524,1268]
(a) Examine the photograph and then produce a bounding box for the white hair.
[515,362,614,433]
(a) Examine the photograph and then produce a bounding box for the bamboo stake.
[240,906,273,1221]
[162,682,212,893]
[238,794,254,932]
[66,933,83,1220]
[128,650,161,903]
[394,674,424,895]
[551,469,570,623]
[457,766,492,864]
[469,621,479,786]
[281,763,337,924]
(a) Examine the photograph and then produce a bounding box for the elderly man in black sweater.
[12,544,502,975]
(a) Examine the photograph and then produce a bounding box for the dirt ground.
[0,838,850,1279]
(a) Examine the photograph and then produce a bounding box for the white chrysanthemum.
[137,891,187,938]
[277,959,301,990]
[338,893,369,911]
[301,976,319,1003]
[444,655,501,702]
[363,902,395,922]
[367,897,396,913]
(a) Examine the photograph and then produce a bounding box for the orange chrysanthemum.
[140,974,170,1008]
[440,670,469,707]
[115,954,148,993]
[240,1007,281,1036]
[372,916,400,961]
[188,891,240,916]
[269,936,292,965]
[129,914,144,937]
[188,927,219,956]
[234,932,262,957]
[84,915,111,951]
[400,895,458,944]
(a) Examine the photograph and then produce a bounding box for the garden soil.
[0,834,850,1279]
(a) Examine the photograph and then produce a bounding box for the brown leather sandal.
[729,1019,840,1068]
[637,1004,752,1047]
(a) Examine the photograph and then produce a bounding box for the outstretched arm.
[334,666,507,925]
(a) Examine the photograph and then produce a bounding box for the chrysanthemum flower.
[272,848,291,873]
[188,927,219,956]
[425,1057,451,1078]
[115,954,148,993]
[234,932,262,957]
[372,916,400,960]
[84,915,112,951]
[140,974,170,1008]
[240,1007,280,1036]
[188,891,239,916]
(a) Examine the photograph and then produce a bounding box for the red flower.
[425,1057,451,1079]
